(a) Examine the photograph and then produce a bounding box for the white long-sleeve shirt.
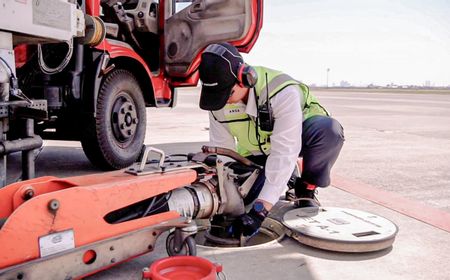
[209,85,303,205]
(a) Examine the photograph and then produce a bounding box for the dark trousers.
[245,115,344,204]
[300,115,344,186]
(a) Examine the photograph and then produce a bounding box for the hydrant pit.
[195,217,286,248]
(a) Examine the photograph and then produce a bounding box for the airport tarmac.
[6,88,450,280]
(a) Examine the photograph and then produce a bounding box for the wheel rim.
[167,234,190,256]
[111,92,139,145]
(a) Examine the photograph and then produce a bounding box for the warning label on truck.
[39,229,75,257]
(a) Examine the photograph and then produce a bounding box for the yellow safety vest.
[211,66,328,157]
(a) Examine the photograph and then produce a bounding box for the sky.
[243,0,450,87]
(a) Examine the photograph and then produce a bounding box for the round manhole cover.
[282,207,398,252]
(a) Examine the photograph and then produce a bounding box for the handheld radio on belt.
[257,73,274,132]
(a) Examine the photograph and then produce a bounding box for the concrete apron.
[192,185,449,280]
[85,182,449,280]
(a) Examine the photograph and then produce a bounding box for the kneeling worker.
[198,42,344,237]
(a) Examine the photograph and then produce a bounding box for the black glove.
[232,209,265,237]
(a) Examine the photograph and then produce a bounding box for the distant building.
[386,83,400,88]
[340,80,351,87]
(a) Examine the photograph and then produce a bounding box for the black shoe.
[294,181,320,208]
[284,188,296,202]
[284,175,300,201]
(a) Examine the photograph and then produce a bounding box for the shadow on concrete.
[151,142,209,154]
[6,146,101,184]
[197,238,317,280]
[285,241,394,261]
[86,232,319,280]
[5,142,209,185]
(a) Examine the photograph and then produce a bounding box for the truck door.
[163,0,263,79]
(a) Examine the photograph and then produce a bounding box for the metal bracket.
[216,159,227,214]
[126,146,166,175]
[0,104,8,118]
[173,220,198,253]
[141,146,165,170]
[237,169,260,198]
[5,99,48,120]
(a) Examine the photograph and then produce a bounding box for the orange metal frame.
[0,169,197,269]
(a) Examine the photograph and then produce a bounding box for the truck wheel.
[81,69,146,170]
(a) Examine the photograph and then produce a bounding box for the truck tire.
[81,69,146,170]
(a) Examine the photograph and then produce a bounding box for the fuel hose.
[201,146,263,169]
